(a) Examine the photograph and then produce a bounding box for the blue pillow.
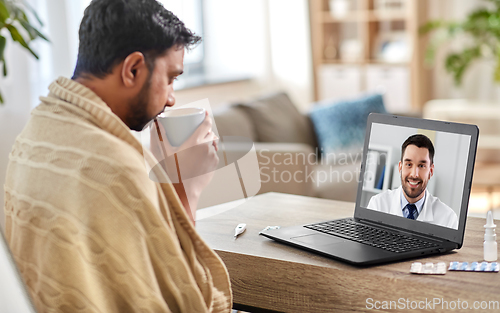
[309,94,387,154]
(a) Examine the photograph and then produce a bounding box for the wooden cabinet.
[308,0,430,112]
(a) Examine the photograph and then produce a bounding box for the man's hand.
[150,111,219,223]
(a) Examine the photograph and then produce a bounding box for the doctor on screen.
[367,134,459,229]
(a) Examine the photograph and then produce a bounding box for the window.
[158,0,205,89]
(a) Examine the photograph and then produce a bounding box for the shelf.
[320,59,367,65]
[320,59,409,65]
[368,11,408,21]
[363,188,383,194]
[366,60,410,65]
[318,10,407,23]
[309,0,429,110]
[319,11,368,22]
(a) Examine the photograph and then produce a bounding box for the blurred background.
[1,0,500,230]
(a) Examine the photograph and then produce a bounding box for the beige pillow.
[212,105,257,142]
[238,92,317,146]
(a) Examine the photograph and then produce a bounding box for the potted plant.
[420,0,500,86]
[0,0,48,104]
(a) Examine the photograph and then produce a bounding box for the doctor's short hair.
[72,0,201,79]
[401,134,435,164]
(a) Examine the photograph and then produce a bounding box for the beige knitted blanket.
[3,77,232,312]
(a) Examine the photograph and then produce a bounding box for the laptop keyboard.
[304,218,440,253]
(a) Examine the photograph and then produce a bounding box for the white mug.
[157,107,206,147]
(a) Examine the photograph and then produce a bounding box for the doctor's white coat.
[367,186,459,229]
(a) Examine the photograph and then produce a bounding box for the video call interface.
[360,123,471,230]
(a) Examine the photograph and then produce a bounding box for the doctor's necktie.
[405,203,418,220]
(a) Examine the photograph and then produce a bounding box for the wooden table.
[196,192,500,313]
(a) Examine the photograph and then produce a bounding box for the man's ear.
[429,163,434,178]
[121,52,149,88]
[398,161,402,174]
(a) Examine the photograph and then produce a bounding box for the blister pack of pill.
[448,261,499,272]
[410,262,447,275]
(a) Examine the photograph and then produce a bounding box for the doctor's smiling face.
[398,135,435,203]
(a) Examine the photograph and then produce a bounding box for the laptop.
[260,113,479,265]
[0,230,38,313]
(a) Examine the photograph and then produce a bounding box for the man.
[3,0,231,312]
[367,134,458,229]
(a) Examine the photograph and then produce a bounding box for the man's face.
[127,47,184,131]
[399,144,434,202]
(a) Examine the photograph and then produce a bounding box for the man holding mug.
[3,0,231,312]
[151,106,220,223]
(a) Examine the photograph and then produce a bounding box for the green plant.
[420,0,500,86]
[0,0,48,104]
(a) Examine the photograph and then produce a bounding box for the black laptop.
[260,113,479,265]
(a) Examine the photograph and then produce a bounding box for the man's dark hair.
[72,0,201,79]
[401,134,435,164]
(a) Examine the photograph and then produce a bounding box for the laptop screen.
[355,114,478,243]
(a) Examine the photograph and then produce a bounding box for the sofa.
[208,92,387,205]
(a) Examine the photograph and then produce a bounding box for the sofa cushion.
[237,92,318,147]
[309,94,387,154]
[213,105,257,141]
